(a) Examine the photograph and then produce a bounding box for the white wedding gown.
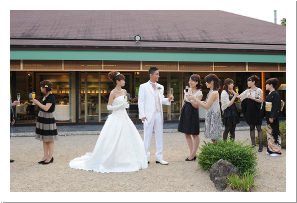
[69,95,148,173]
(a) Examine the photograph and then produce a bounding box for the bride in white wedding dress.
[69,71,148,173]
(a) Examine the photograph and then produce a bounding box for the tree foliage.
[281,18,286,26]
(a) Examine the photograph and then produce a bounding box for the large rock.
[209,159,240,191]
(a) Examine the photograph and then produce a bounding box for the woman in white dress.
[69,71,148,173]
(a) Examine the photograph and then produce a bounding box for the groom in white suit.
[138,67,174,165]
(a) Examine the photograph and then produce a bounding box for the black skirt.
[241,99,262,125]
[223,103,239,126]
[178,102,200,135]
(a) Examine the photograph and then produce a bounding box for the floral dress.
[265,91,282,155]
[204,90,222,140]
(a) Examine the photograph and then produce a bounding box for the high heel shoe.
[185,157,196,161]
[38,160,46,164]
[42,157,54,165]
[258,145,263,152]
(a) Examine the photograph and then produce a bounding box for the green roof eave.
[10,50,286,63]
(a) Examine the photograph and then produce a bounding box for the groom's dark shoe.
[156,159,169,165]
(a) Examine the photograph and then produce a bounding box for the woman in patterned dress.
[191,74,222,143]
[178,74,203,161]
[265,78,282,157]
[31,80,58,165]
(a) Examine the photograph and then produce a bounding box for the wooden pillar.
[98,72,101,122]
[261,72,266,100]
[85,72,88,123]
[11,71,17,118]
[75,71,80,124]
[70,72,76,123]
[167,72,171,120]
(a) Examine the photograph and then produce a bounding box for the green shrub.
[256,121,286,148]
[227,171,259,192]
[197,138,258,175]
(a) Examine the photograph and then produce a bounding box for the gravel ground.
[10,130,286,192]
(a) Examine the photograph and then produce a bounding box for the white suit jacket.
[138,81,171,123]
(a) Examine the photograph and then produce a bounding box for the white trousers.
[143,111,163,160]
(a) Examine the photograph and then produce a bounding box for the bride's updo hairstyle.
[108,71,125,85]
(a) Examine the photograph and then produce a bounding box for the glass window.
[100,72,113,121]
[12,71,71,124]
[37,72,70,123]
[13,71,35,124]
[80,72,100,123]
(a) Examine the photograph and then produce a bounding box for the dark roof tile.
[10,10,286,50]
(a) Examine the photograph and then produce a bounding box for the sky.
[224,8,286,24]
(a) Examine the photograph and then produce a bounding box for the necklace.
[115,88,122,92]
[190,88,198,94]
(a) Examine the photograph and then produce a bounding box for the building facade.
[10,10,286,125]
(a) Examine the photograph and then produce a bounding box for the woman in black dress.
[237,75,264,152]
[178,74,203,161]
[265,78,282,157]
[220,78,239,140]
[31,80,58,164]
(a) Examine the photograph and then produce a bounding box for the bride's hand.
[186,95,191,100]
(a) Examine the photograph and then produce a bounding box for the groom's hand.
[141,117,147,122]
[168,95,174,102]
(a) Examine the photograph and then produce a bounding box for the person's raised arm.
[228,91,239,107]
[31,98,52,112]
[189,94,203,109]
[194,91,218,110]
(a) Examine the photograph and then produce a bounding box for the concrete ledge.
[10,126,254,137]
